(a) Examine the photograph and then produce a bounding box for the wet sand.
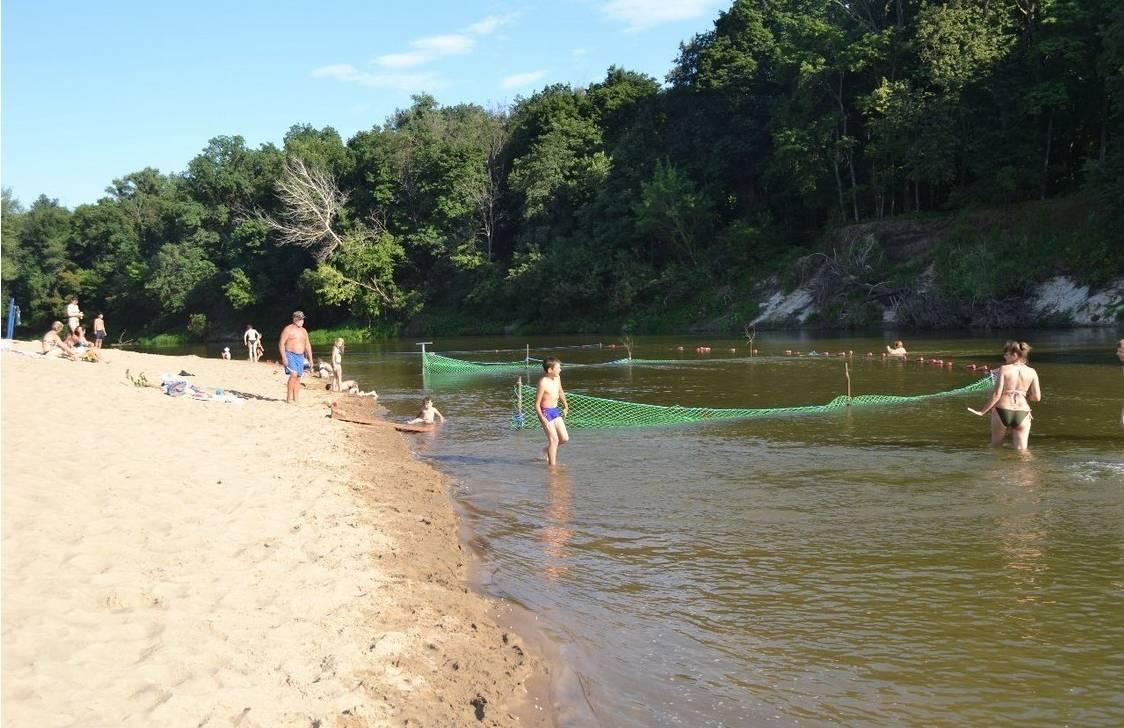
[1,343,551,726]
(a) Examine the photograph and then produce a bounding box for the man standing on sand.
[279,311,315,403]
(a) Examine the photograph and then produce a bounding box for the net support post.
[845,361,852,404]
[516,376,524,428]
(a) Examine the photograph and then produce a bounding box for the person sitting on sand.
[972,340,1041,450]
[886,340,908,358]
[221,347,231,360]
[314,358,332,379]
[408,396,445,425]
[323,379,378,397]
[41,321,76,359]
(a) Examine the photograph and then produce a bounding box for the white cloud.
[501,70,547,89]
[413,34,475,55]
[310,64,442,91]
[466,15,509,35]
[601,0,721,31]
[374,51,430,69]
[315,17,511,92]
[374,33,474,69]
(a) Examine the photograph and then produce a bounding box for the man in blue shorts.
[278,310,315,403]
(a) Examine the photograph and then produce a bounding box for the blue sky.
[2,0,727,209]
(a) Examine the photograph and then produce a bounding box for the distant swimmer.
[885,340,908,358]
[408,396,445,425]
[536,356,570,466]
[970,341,1041,450]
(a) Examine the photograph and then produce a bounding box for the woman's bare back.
[997,363,1038,411]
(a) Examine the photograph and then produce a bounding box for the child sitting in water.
[408,396,445,425]
[885,340,908,358]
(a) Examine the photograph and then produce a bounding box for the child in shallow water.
[408,396,445,425]
[536,356,569,466]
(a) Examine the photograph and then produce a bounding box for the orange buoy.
[784,349,792,356]
[676,346,684,351]
[752,348,759,355]
[946,361,953,369]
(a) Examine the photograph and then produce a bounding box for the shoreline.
[1,342,554,726]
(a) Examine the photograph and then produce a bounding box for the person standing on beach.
[244,324,262,362]
[331,337,345,392]
[279,311,314,403]
[536,356,570,466]
[93,313,106,349]
[65,296,83,334]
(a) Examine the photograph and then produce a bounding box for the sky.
[2,0,728,209]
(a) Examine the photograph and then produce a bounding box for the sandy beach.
[1,343,551,727]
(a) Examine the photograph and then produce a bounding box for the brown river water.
[194,330,1124,726]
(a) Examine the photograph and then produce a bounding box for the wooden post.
[517,376,523,426]
[526,344,530,367]
[845,361,852,403]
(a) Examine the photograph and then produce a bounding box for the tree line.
[3,0,1122,339]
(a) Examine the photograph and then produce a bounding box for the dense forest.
[3,0,1123,341]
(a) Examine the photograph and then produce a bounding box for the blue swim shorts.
[543,406,562,422]
[285,350,306,377]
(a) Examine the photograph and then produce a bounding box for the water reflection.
[540,466,574,582]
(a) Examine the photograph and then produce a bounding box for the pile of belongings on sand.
[160,374,244,404]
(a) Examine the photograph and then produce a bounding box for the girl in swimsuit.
[975,341,1041,450]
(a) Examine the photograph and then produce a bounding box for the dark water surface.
[175,331,1124,726]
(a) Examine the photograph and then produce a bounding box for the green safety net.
[511,376,994,429]
[422,351,682,375]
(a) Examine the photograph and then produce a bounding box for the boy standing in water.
[536,356,570,465]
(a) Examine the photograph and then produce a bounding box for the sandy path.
[1,344,550,727]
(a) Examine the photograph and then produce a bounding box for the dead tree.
[261,156,348,261]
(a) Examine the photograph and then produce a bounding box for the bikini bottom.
[995,407,1030,428]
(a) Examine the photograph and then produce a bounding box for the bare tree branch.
[260,157,348,261]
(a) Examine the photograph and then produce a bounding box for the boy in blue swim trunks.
[536,356,569,466]
[279,310,315,403]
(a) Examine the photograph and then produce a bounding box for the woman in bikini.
[974,340,1041,450]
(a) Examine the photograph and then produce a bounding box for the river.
[198,330,1124,726]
